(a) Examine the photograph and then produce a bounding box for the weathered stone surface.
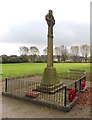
[40,10,63,93]
[45,10,55,67]
[41,67,59,85]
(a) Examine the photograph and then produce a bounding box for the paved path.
[2,96,90,118]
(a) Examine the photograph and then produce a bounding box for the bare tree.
[80,44,90,62]
[29,46,39,55]
[54,45,68,62]
[61,45,69,62]
[70,46,79,62]
[43,47,47,62]
[43,47,47,55]
[29,46,39,62]
[54,46,61,62]
[19,46,29,55]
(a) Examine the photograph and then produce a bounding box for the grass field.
[1,63,90,80]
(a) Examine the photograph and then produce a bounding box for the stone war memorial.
[37,10,63,93]
[2,10,87,112]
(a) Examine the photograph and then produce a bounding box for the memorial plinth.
[37,10,63,93]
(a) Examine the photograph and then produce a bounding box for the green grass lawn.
[1,63,90,80]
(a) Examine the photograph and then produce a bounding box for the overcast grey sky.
[0,0,90,55]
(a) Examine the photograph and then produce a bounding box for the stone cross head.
[45,10,55,27]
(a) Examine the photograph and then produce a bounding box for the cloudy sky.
[0,0,90,55]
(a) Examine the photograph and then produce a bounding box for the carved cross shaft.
[45,10,55,67]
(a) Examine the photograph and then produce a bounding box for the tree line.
[1,44,91,63]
